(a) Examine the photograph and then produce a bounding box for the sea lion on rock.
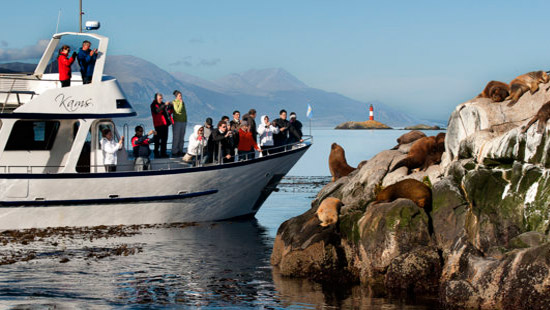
[507,71,549,106]
[329,143,356,182]
[390,136,437,173]
[375,179,432,209]
[391,130,427,150]
[522,101,550,134]
[316,197,342,227]
[477,80,510,102]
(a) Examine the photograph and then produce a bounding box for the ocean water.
[0,128,444,309]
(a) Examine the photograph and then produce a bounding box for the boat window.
[5,120,60,151]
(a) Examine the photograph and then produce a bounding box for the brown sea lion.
[522,101,550,134]
[375,179,432,209]
[390,136,437,173]
[391,130,427,150]
[507,71,549,106]
[329,143,356,182]
[316,197,343,227]
[477,80,510,102]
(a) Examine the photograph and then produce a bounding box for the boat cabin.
[0,32,135,173]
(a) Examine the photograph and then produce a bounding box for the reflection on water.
[0,219,440,309]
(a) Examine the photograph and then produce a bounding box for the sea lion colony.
[390,132,446,174]
[478,70,549,105]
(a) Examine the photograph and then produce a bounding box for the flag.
[306,104,313,119]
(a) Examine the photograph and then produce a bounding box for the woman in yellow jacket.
[170,90,187,156]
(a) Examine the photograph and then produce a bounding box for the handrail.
[0,137,311,174]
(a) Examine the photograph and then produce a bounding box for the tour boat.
[0,32,310,229]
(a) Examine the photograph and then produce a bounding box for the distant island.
[335,120,392,129]
[404,124,442,130]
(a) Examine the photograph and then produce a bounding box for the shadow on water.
[0,218,440,309]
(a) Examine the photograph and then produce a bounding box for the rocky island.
[272,79,550,309]
[335,120,392,129]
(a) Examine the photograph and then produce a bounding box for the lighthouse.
[369,104,374,121]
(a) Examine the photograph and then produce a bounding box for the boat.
[0,32,311,229]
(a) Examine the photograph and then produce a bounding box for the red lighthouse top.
[369,104,374,120]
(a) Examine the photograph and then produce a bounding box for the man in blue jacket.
[77,40,97,84]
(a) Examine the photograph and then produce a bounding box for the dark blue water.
[0,128,443,309]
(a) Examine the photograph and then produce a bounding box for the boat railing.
[0,74,58,110]
[0,136,311,174]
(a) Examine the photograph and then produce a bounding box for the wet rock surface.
[272,81,550,309]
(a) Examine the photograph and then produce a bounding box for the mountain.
[0,58,426,126]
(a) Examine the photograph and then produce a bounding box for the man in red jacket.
[57,45,77,87]
[150,93,173,158]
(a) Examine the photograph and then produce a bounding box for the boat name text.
[56,94,93,112]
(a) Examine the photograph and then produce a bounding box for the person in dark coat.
[287,112,304,144]
[77,40,97,84]
[150,93,173,158]
[242,109,258,142]
[131,126,157,171]
[206,120,234,163]
[273,109,290,148]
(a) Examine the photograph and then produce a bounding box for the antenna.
[79,0,83,33]
[55,9,62,33]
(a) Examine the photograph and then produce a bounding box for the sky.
[2,0,550,120]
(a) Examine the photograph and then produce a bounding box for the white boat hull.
[0,145,310,230]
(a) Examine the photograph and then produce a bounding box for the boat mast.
[79,0,82,32]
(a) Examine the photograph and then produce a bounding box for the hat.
[241,120,249,126]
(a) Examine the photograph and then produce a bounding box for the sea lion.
[477,80,510,102]
[522,101,550,134]
[316,197,342,227]
[507,71,549,106]
[390,136,437,173]
[329,143,356,182]
[391,130,427,150]
[375,179,432,209]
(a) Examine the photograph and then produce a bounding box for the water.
[0,128,444,309]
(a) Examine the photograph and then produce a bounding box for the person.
[236,121,261,161]
[242,109,258,142]
[169,90,187,157]
[77,40,97,84]
[273,109,290,148]
[131,126,156,171]
[206,120,234,163]
[57,45,77,87]
[100,128,124,172]
[183,125,206,164]
[257,115,280,156]
[203,117,213,141]
[287,112,304,144]
[150,93,173,158]
[229,110,241,131]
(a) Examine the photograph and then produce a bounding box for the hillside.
[0,57,426,126]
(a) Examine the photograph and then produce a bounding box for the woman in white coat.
[257,115,280,156]
[183,125,207,164]
[100,128,124,172]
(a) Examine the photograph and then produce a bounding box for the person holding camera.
[273,109,290,148]
[257,115,280,156]
[150,93,173,158]
[206,120,234,164]
[77,40,98,84]
[236,121,261,161]
[131,126,156,171]
[57,45,77,88]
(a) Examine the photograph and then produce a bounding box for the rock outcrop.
[272,80,550,309]
[335,120,392,130]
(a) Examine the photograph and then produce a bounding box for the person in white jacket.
[257,115,280,156]
[100,128,124,172]
[183,125,207,164]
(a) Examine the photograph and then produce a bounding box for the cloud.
[0,41,7,48]
[199,58,220,67]
[188,38,204,44]
[169,56,193,67]
[0,39,49,61]
[169,56,220,67]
